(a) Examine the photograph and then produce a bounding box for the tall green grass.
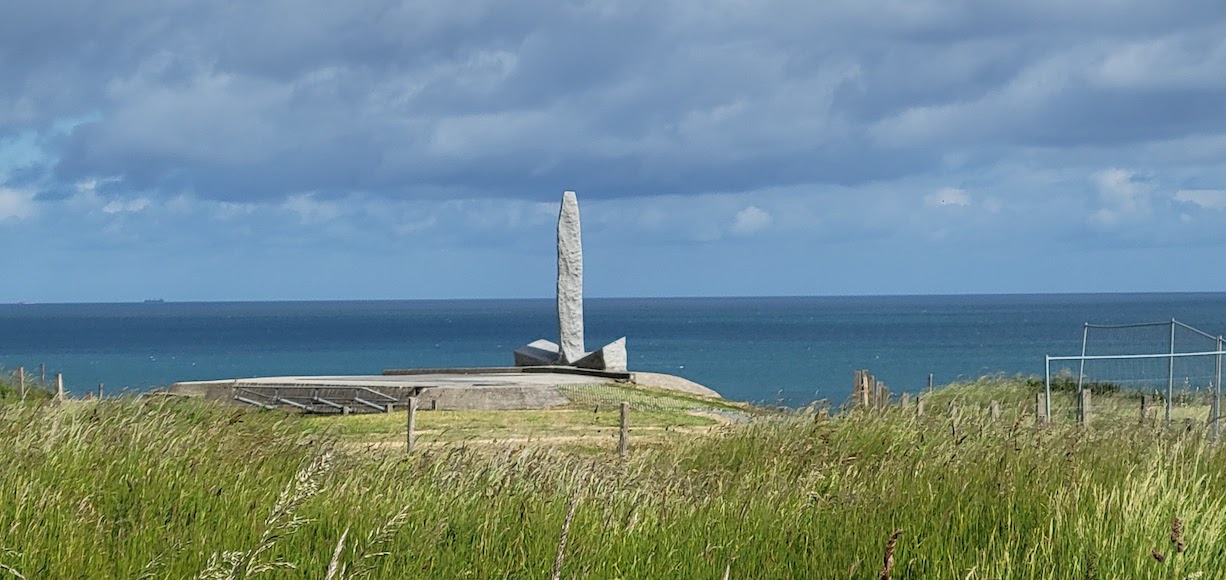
[0,367,53,402]
[1,381,1225,577]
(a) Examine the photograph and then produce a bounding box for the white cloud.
[1089,167,1150,227]
[868,51,1079,148]
[1093,35,1226,91]
[102,197,151,214]
[924,187,971,207]
[282,193,343,224]
[1173,189,1226,210]
[213,201,259,220]
[75,178,99,193]
[731,205,772,236]
[0,188,37,221]
[1094,168,1141,200]
[394,216,438,235]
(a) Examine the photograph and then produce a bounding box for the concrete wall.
[163,380,236,402]
[416,385,569,411]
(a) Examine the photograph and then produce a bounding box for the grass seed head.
[878,529,903,580]
[1171,516,1185,553]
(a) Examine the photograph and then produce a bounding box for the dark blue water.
[2,294,1226,403]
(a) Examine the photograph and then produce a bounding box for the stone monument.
[514,191,628,372]
[556,190,585,364]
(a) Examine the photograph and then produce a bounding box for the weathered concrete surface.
[168,371,609,412]
[416,384,569,410]
[513,339,559,367]
[168,369,722,410]
[630,371,723,399]
[556,191,585,364]
[574,337,627,372]
[161,380,236,402]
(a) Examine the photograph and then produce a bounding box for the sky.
[2,0,1226,302]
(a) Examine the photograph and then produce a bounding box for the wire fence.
[1045,319,1224,436]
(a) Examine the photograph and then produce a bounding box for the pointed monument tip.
[563,190,577,199]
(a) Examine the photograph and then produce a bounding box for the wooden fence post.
[853,370,875,409]
[1140,395,1149,423]
[406,396,418,453]
[876,383,891,410]
[1209,403,1219,442]
[1036,393,1048,424]
[1212,391,1221,442]
[16,367,24,399]
[619,402,630,458]
[916,396,925,417]
[853,370,862,408]
[990,400,1001,421]
[854,370,875,409]
[899,393,910,407]
[1079,389,1091,427]
[928,373,934,390]
[40,363,45,385]
[55,373,64,401]
[98,383,104,400]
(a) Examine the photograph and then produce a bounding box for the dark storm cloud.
[3,0,1225,202]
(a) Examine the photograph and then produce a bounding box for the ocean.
[2,293,1226,404]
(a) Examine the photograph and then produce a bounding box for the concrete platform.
[167,368,721,413]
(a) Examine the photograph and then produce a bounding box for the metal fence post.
[1044,355,1052,422]
[1216,337,1223,442]
[1167,319,1175,425]
[16,367,24,400]
[55,373,64,401]
[1076,323,1088,394]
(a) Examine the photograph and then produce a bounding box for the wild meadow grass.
[0,375,1224,577]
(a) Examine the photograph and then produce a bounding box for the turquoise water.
[2,293,1225,404]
